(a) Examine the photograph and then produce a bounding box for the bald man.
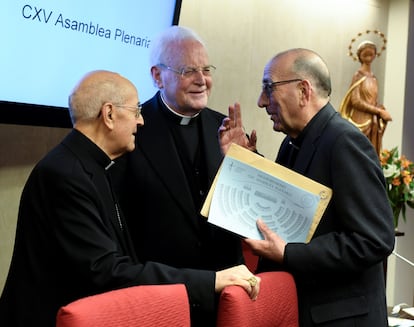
[0,70,259,327]
[222,49,395,327]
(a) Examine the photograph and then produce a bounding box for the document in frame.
[201,144,332,242]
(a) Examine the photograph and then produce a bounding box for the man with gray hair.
[113,26,258,326]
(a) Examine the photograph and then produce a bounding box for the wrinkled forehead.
[165,40,209,66]
[262,56,289,82]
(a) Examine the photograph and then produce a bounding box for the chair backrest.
[216,271,299,327]
[242,241,259,272]
[56,284,190,327]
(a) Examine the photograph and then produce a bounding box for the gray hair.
[68,70,132,125]
[282,48,332,98]
[149,25,206,67]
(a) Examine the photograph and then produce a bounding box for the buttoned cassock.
[113,92,243,326]
[0,129,217,327]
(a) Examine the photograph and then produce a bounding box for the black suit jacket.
[0,130,215,327]
[114,93,243,325]
[258,104,395,326]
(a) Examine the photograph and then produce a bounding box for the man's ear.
[151,66,163,88]
[299,80,311,101]
[102,103,115,129]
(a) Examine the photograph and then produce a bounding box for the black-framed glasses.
[158,63,216,77]
[262,79,302,97]
[114,103,142,118]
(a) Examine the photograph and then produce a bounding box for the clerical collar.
[105,161,115,170]
[160,93,200,125]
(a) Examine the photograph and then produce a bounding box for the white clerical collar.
[160,93,200,125]
[105,161,115,170]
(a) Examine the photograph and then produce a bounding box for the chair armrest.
[216,271,298,327]
[56,284,190,327]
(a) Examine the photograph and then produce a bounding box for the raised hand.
[219,102,257,154]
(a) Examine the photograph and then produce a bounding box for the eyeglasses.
[158,63,216,77]
[114,103,142,118]
[262,79,302,97]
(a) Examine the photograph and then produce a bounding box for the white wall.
[180,0,390,160]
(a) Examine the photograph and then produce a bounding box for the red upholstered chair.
[242,241,259,272]
[216,271,299,327]
[56,284,190,327]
